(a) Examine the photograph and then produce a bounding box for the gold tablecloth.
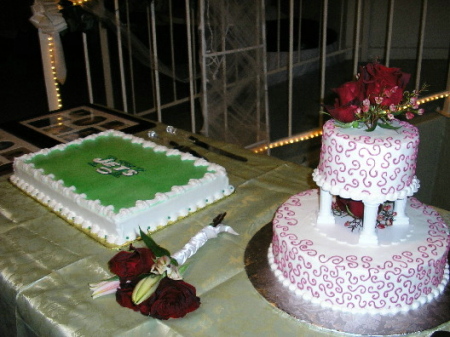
[1,124,449,337]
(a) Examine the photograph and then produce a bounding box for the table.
[1,122,449,337]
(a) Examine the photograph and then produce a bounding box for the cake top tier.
[313,120,420,203]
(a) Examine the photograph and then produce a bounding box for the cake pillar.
[317,188,335,225]
[393,198,409,226]
[358,202,379,245]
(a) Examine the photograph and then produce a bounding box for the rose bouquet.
[325,62,426,131]
[90,213,238,320]
[333,197,396,232]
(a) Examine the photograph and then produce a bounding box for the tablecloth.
[1,123,449,337]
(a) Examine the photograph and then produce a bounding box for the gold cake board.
[244,223,450,336]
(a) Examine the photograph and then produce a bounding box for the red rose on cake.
[325,103,360,123]
[360,62,410,106]
[335,197,364,219]
[326,79,365,123]
[333,80,366,105]
[324,62,423,130]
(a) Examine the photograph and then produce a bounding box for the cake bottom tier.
[269,189,450,315]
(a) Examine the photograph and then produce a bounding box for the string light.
[251,129,323,154]
[251,91,450,154]
[47,0,91,109]
[47,36,63,109]
[416,91,449,106]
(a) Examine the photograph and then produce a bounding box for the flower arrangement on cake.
[323,61,426,228]
[325,61,427,131]
[332,198,396,231]
[90,213,238,320]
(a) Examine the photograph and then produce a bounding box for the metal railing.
[38,0,450,149]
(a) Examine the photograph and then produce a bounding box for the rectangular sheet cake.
[10,130,234,247]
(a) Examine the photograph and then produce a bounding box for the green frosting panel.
[28,135,209,212]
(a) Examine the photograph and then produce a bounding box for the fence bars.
[75,0,449,149]
[319,0,328,127]
[415,0,428,90]
[81,32,93,104]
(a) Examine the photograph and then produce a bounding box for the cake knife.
[147,131,206,160]
[168,141,206,160]
[187,136,248,162]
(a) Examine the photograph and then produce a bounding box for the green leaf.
[335,121,355,129]
[139,228,172,257]
[351,121,360,128]
[365,123,378,132]
[178,263,190,275]
[378,122,400,130]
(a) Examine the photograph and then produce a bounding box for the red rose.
[326,103,359,123]
[326,77,365,123]
[333,79,366,106]
[361,63,410,105]
[336,197,365,219]
[139,278,200,320]
[116,281,140,311]
[108,246,155,281]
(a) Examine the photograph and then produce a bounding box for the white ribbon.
[172,224,239,266]
[30,0,67,84]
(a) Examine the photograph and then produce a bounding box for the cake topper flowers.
[325,62,427,131]
[90,213,238,320]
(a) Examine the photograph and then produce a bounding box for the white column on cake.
[358,201,380,245]
[317,188,335,225]
[393,198,409,225]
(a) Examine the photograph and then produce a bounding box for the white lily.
[150,255,171,275]
[151,255,183,280]
[89,277,120,299]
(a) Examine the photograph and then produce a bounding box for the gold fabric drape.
[1,123,449,336]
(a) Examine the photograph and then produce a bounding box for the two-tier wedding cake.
[268,62,450,315]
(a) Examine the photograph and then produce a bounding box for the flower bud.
[389,104,397,112]
[374,97,383,105]
[132,274,164,305]
[405,112,415,120]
